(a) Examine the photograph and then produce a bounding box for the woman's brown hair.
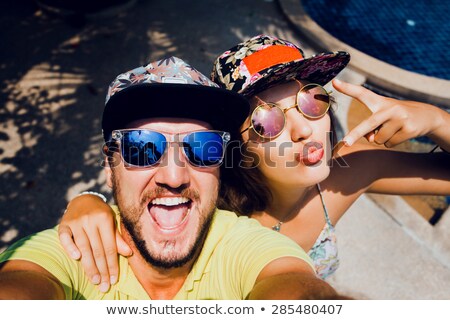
[217,100,338,216]
[217,136,272,215]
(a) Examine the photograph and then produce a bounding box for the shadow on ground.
[0,0,298,249]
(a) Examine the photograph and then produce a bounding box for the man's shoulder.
[0,227,61,261]
[213,209,260,227]
[0,227,76,282]
[0,227,94,299]
[197,209,314,299]
[212,209,300,246]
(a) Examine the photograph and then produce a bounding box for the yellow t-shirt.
[0,208,314,299]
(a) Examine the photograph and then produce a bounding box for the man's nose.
[153,143,190,189]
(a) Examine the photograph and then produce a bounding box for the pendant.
[272,221,283,232]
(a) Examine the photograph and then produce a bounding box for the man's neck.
[121,226,195,300]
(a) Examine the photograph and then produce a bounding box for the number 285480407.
[271,304,342,315]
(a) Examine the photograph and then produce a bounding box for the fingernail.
[333,79,342,84]
[344,137,353,146]
[70,251,79,259]
[99,282,110,293]
[92,275,101,285]
[110,275,117,285]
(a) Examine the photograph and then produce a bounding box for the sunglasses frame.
[241,83,331,139]
[111,129,231,168]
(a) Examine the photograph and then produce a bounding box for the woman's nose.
[285,109,313,142]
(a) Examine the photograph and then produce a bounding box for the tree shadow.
[0,0,296,249]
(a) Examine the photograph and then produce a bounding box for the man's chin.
[145,249,196,269]
[125,211,214,269]
[144,236,195,266]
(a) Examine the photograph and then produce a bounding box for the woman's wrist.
[77,191,107,202]
[428,108,450,152]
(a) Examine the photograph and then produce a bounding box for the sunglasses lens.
[121,130,167,167]
[251,104,285,138]
[183,132,226,166]
[297,84,330,118]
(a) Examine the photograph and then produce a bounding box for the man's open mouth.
[148,197,193,230]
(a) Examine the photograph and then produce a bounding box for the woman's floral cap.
[211,34,350,97]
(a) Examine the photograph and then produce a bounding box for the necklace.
[272,221,283,232]
[271,194,305,232]
[272,199,303,232]
[271,184,321,232]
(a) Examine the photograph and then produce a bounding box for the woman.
[59,35,450,292]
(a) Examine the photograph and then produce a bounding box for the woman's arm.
[332,80,450,195]
[335,146,450,195]
[59,194,132,292]
[333,79,450,151]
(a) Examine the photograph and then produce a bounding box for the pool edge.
[278,0,450,108]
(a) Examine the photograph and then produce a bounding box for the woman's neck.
[253,181,315,224]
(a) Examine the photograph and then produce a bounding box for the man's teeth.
[151,197,190,206]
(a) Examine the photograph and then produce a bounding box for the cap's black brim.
[102,83,249,140]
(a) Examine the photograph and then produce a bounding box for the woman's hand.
[58,194,132,293]
[332,79,450,150]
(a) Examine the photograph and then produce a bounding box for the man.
[0,57,338,299]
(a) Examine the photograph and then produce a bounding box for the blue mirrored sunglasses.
[111,129,231,168]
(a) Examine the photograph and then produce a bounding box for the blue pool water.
[302,0,450,80]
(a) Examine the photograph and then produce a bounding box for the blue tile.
[303,0,450,79]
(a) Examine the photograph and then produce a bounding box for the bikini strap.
[316,183,333,227]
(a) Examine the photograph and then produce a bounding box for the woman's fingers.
[333,79,446,149]
[364,131,376,143]
[383,129,416,147]
[58,224,81,260]
[343,109,391,146]
[371,121,403,146]
[60,215,122,293]
[72,230,101,286]
[332,79,384,112]
[333,79,391,146]
[98,224,120,286]
[87,229,111,293]
[116,229,132,257]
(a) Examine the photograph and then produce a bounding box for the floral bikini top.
[307,184,339,279]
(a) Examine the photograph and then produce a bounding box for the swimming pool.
[302,0,450,80]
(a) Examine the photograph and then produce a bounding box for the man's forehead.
[126,118,213,133]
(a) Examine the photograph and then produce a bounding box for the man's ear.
[102,143,118,189]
